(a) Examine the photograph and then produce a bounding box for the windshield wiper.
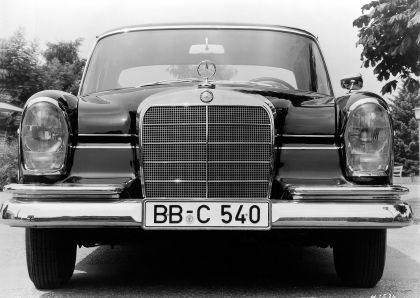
[137,78,202,87]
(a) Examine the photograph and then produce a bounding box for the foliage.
[0,30,86,188]
[0,138,18,188]
[353,0,420,94]
[44,39,83,65]
[42,40,86,95]
[0,29,44,106]
[391,85,419,176]
[0,30,86,107]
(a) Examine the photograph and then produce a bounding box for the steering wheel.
[250,77,295,90]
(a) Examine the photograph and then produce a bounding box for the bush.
[0,137,18,189]
[391,86,419,176]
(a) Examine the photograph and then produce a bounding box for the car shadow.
[38,234,420,297]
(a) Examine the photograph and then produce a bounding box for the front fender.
[26,90,78,131]
[336,91,389,134]
[20,90,79,183]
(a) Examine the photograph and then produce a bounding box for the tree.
[0,32,86,106]
[42,40,86,95]
[391,85,419,176]
[0,30,86,189]
[353,0,420,94]
[44,39,83,65]
[0,29,44,106]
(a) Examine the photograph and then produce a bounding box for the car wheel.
[26,229,77,289]
[333,229,386,288]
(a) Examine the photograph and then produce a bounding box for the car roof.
[97,23,317,41]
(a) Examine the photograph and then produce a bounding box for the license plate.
[143,200,271,230]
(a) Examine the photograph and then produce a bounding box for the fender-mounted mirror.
[340,74,363,92]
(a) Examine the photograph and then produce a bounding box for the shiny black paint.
[78,84,336,136]
[67,147,135,183]
[77,83,340,199]
[20,83,392,199]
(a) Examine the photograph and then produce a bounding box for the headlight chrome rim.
[344,97,393,177]
[20,97,70,175]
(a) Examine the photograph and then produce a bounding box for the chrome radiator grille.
[140,105,273,198]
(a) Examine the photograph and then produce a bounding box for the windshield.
[81,29,332,95]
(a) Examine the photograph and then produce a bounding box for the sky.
[0,0,388,97]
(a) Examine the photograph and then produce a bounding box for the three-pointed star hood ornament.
[197,60,216,89]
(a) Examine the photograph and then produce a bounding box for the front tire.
[333,229,386,288]
[26,229,77,289]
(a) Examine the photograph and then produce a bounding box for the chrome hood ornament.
[197,60,216,88]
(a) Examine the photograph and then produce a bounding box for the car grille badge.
[200,90,214,103]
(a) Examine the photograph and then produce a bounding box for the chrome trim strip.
[280,134,335,138]
[1,197,142,227]
[276,146,340,150]
[205,105,209,198]
[287,185,408,198]
[292,185,409,194]
[1,197,412,228]
[4,183,123,199]
[78,41,97,96]
[271,201,412,228]
[348,98,390,113]
[98,25,317,42]
[74,144,133,149]
[78,134,136,137]
[261,98,276,199]
[137,101,147,198]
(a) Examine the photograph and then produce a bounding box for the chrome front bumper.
[0,184,413,228]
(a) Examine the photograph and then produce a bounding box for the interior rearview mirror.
[340,74,363,91]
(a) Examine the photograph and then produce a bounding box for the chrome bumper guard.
[0,184,413,228]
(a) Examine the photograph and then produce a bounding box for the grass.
[0,137,18,189]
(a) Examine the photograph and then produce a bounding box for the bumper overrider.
[0,183,413,228]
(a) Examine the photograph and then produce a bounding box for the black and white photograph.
[0,0,419,297]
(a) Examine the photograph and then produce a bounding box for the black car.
[0,23,413,289]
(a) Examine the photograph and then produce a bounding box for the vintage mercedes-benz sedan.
[0,23,413,289]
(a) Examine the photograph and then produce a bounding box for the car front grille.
[140,105,273,198]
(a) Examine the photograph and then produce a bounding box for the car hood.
[77,83,336,136]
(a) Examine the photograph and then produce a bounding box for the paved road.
[0,188,419,298]
[401,183,420,222]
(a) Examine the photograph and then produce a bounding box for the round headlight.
[344,99,392,176]
[21,100,69,173]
